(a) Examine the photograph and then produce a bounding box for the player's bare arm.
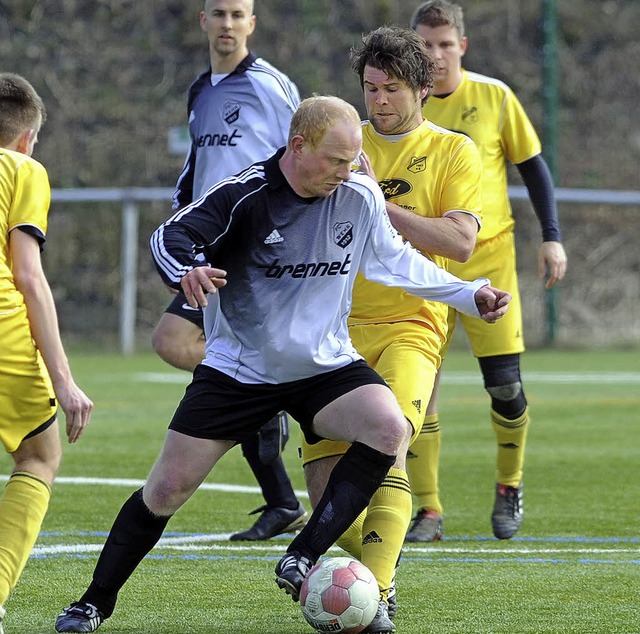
[538,241,568,289]
[385,203,478,262]
[357,150,478,262]
[9,229,93,443]
[473,285,511,323]
[180,265,227,308]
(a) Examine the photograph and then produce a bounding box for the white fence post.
[120,196,139,355]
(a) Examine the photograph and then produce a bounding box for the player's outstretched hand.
[474,285,511,323]
[55,379,93,444]
[181,265,227,308]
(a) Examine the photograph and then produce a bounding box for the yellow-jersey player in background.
[301,27,483,633]
[405,0,568,543]
[0,73,93,633]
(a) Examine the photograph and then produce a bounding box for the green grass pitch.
[1,347,638,633]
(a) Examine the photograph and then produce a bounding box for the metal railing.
[51,186,640,354]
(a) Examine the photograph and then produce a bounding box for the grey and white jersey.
[151,150,488,385]
[173,53,300,208]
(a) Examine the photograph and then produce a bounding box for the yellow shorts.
[300,320,444,465]
[0,305,57,453]
[445,231,525,359]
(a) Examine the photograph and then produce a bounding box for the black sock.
[80,488,171,617]
[288,441,395,562]
[241,438,299,509]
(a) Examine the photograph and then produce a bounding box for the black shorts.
[168,360,389,445]
[164,291,203,329]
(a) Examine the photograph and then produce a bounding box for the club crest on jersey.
[407,156,427,173]
[462,105,478,123]
[333,222,353,248]
[223,101,241,124]
[378,179,412,200]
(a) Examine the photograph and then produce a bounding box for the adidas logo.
[362,531,383,545]
[412,399,422,413]
[264,229,284,244]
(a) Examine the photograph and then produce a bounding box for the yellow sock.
[361,468,412,595]
[0,472,51,605]
[492,407,530,486]
[336,510,365,560]
[406,414,442,514]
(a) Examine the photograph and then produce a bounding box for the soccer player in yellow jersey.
[0,73,93,632]
[405,0,568,543]
[301,27,483,632]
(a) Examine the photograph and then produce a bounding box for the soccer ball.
[299,557,379,633]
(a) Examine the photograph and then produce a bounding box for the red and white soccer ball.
[299,557,379,633]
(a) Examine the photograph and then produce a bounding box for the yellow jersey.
[0,148,50,314]
[423,69,541,243]
[349,119,482,337]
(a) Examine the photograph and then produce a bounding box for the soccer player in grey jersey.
[171,38,299,210]
[55,96,510,633]
[154,156,487,383]
[151,0,306,543]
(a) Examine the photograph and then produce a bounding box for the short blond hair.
[204,0,254,14]
[411,0,465,39]
[0,73,46,146]
[288,96,360,150]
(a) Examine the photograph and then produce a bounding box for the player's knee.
[151,319,201,371]
[486,381,522,402]
[13,455,60,485]
[152,338,182,369]
[13,421,62,484]
[40,456,61,484]
[151,318,180,355]
[151,321,170,355]
[486,381,527,419]
[144,475,191,515]
[479,354,527,419]
[370,414,407,456]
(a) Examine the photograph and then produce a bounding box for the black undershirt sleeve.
[515,154,562,242]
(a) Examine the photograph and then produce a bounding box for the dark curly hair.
[350,26,436,105]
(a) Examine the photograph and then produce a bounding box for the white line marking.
[435,372,640,385]
[131,371,640,385]
[32,540,638,558]
[134,372,190,384]
[0,475,309,499]
[402,546,640,555]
